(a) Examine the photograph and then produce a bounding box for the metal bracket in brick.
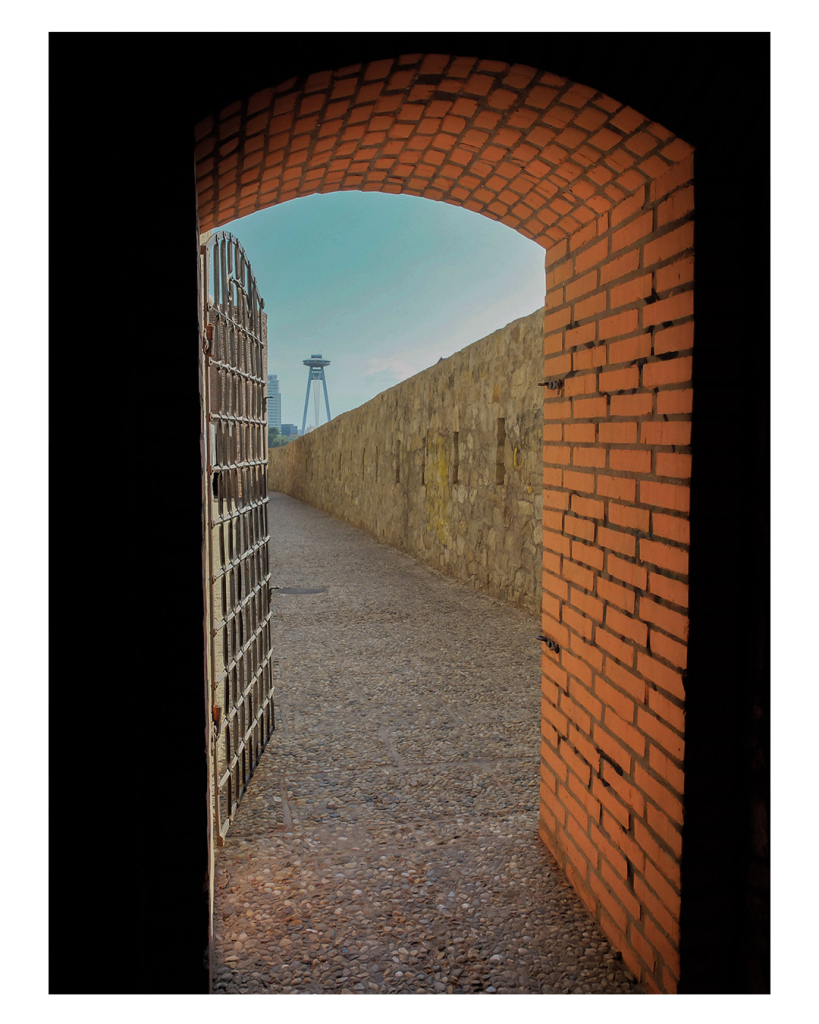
[536,634,560,654]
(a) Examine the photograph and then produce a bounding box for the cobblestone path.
[212,492,641,995]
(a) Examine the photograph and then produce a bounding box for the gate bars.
[201,231,275,845]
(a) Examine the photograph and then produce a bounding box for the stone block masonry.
[268,307,544,616]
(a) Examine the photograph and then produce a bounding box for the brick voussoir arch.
[194,52,692,242]
[195,52,696,996]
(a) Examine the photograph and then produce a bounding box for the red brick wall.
[194,54,695,993]
[538,156,693,994]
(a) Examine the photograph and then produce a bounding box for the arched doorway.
[196,52,695,994]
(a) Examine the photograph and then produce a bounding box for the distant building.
[280,423,300,437]
[267,374,282,431]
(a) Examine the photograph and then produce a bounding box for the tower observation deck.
[301,354,332,435]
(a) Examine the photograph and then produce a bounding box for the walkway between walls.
[211,492,641,995]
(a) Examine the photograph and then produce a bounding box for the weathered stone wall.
[268,307,544,615]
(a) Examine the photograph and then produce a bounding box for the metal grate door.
[201,231,275,845]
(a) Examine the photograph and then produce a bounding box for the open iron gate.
[201,231,275,845]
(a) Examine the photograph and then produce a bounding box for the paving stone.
[211,492,642,995]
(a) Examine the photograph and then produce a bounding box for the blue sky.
[223,191,546,429]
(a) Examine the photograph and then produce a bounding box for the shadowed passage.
[211,492,641,995]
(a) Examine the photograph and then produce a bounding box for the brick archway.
[196,52,695,995]
[195,52,692,245]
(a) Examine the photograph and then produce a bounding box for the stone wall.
[268,307,544,615]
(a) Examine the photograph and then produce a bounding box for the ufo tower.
[301,353,332,435]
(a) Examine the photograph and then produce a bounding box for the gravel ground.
[211,492,641,995]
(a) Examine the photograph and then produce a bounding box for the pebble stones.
[211,494,642,995]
